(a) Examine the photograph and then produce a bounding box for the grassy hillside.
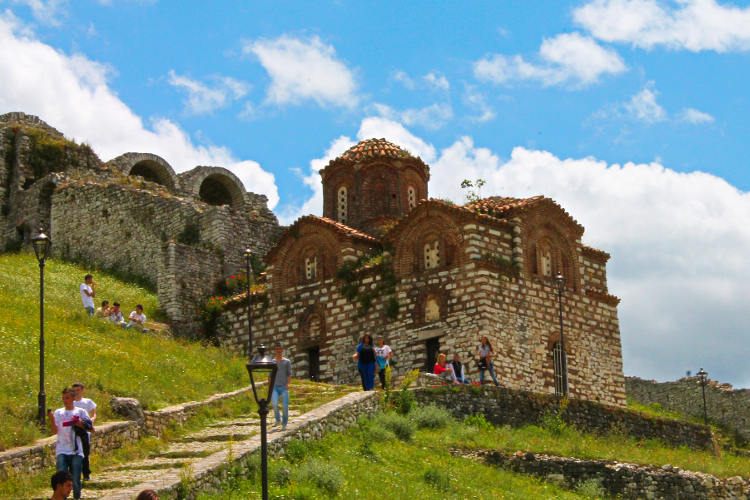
[0,252,249,450]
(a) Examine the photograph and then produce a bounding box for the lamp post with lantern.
[697,367,709,426]
[32,229,52,428]
[554,272,569,397]
[246,345,278,500]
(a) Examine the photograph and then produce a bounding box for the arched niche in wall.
[108,153,178,192]
[525,224,578,291]
[412,286,449,325]
[179,166,246,209]
[391,213,464,277]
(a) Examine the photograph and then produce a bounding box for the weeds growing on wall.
[176,222,201,246]
[335,249,400,319]
[480,251,520,278]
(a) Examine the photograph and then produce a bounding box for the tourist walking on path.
[478,336,499,386]
[272,344,293,430]
[48,387,93,499]
[79,274,96,316]
[353,334,376,391]
[374,336,393,390]
[72,382,96,481]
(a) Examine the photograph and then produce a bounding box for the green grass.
[199,423,590,499]
[0,252,250,450]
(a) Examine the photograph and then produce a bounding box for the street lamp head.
[244,248,253,263]
[554,272,566,292]
[697,367,708,384]
[31,229,52,264]
[246,344,278,404]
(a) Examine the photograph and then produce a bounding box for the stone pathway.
[32,410,301,499]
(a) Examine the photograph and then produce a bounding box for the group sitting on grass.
[80,273,149,331]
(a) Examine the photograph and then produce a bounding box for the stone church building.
[222,138,626,406]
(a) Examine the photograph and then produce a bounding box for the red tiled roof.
[463,196,546,218]
[301,215,379,242]
[339,138,412,162]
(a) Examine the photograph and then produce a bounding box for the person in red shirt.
[433,353,455,382]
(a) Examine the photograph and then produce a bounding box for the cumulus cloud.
[244,35,358,108]
[574,0,750,52]
[463,86,496,123]
[624,84,667,122]
[392,70,450,92]
[167,71,250,115]
[370,102,453,130]
[423,72,450,91]
[679,107,715,124]
[10,0,68,26]
[0,15,279,207]
[474,32,626,88]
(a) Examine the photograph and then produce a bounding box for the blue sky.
[1,0,749,388]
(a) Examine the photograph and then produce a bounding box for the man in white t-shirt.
[79,274,96,316]
[72,382,96,481]
[48,387,91,500]
[126,304,149,331]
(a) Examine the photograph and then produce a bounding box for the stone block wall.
[478,450,749,500]
[414,384,715,450]
[626,376,750,442]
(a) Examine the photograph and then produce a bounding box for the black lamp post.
[697,367,708,425]
[32,229,52,429]
[244,249,253,358]
[554,272,569,397]
[246,345,278,500]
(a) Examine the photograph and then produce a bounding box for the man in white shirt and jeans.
[72,382,96,481]
[79,274,96,316]
[48,387,91,499]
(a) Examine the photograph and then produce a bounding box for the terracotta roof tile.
[339,138,412,162]
[299,215,379,242]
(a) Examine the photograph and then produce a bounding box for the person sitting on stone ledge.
[451,353,469,384]
[126,304,149,332]
[108,302,124,326]
[95,300,110,319]
[433,353,456,382]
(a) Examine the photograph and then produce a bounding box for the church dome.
[339,138,412,162]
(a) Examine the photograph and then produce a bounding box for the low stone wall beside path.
[99,390,382,500]
[466,449,750,500]
[0,385,254,481]
[414,378,715,451]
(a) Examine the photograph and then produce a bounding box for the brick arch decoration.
[178,166,246,208]
[272,231,339,294]
[297,305,327,348]
[322,167,356,222]
[106,152,178,192]
[390,209,465,277]
[400,167,428,212]
[359,162,400,222]
[524,222,580,292]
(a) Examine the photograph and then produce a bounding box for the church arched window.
[305,255,318,282]
[337,186,348,223]
[407,186,416,210]
[424,240,440,270]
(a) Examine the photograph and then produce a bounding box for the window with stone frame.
[337,186,348,223]
[423,240,440,270]
[424,296,441,322]
[407,186,417,210]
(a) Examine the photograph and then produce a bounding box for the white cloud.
[0,15,279,207]
[679,107,715,124]
[574,0,750,52]
[357,117,437,162]
[244,35,358,108]
[474,32,626,88]
[167,71,250,115]
[423,72,450,91]
[624,84,666,122]
[10,0,68,26]
[370,102,453,130]
[392,70,415,90]
[463,86,496,123]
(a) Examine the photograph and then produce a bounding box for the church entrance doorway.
[425,337,440,372]
[307,346,320,382]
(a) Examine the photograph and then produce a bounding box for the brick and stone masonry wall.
[219,214,625,406]
[475,450,749,500]
[0,385,254,480]
[414,382,715,450]
[627,376,750,442]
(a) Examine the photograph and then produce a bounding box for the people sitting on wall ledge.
[433,353,456,382]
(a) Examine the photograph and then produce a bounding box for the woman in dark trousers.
[353,334,376,390]
[478,336,499,386]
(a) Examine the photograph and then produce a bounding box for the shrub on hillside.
[371,412,415,442]
[422,465,451,489]
[463,413,494,430]
[291,459,343,496]
[410,404,453,429]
